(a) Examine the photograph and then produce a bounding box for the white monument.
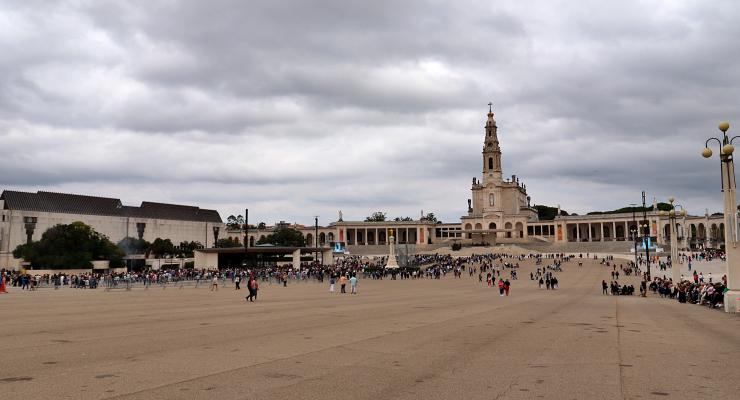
[385,229,399,269]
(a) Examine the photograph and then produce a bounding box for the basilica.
[460,105,537,243]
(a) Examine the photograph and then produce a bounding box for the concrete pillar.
[612,222,617,241]
[576,224,580,242]
[292,249,301,270]
[625,221,629,241]
[600,222,604,242]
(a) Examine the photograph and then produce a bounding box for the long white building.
[0,191,223,269]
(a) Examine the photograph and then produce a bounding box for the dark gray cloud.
[1,0,739,224]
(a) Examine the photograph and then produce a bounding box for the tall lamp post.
[244,208,249,269]
[314,216,319,264]
[641,191,652,281]
[659,197,686,284]
[701,121,740,312]
[630,204,639,270]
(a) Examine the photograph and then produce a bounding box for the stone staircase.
[517,241,636,254]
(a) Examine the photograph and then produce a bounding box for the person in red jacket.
[0,270,7,294]
[504,279,511,296]
[498,279,505,296]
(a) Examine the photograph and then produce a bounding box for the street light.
[701,121,740,313]
[244,208,249,269]
[630,203,638,271]
[314,216,319,265]
[659,198,686,284]
[641,191,652,281]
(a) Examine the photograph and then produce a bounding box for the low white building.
[0,190,223,270]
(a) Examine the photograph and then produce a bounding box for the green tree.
[177,241,203,257]
[226,215,245,229]
[258,222,267,229]
[393,216,413,221]
[535,205,568,220]
[421,212,438,222]
[215,238,241,248]
[13,221,124,269]
[256,228,306,247]
[117,237,151,255]
[365,211,387,222]
[149,238,175,258]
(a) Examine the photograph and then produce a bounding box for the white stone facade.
[0,194,223,270]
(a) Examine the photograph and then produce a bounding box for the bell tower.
[482,103,502,184]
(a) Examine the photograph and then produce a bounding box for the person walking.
[602,280,608,295]
[0,271,7,294]
[339,274,348,293]
[349,275,358,294]
[504,279,511,296]
[210,274,219,291]
[234,274,241,290]
[329,275,335,293]
[498,279,505,296]
[245,276,254,302]
[246,276,259,301]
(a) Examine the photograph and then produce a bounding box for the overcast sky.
[1,0,739,225]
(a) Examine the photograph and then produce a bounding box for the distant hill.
[586,203,672,215]
[535,202,674,220]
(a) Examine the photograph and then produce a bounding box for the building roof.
[1,190,222,223]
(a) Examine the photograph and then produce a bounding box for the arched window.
[488,157,493,170]
[489,193,494,206]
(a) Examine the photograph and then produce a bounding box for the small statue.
[467,199,473,213]
[338,210,343,222]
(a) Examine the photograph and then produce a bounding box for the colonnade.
[343,227,428,245]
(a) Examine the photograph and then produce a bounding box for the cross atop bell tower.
[483,103,502,184]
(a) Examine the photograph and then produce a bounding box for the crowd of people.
[594,251,729,311]
[3,249,731,315]
[649,275,727,309]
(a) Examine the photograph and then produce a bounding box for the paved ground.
[1,258,738,400]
